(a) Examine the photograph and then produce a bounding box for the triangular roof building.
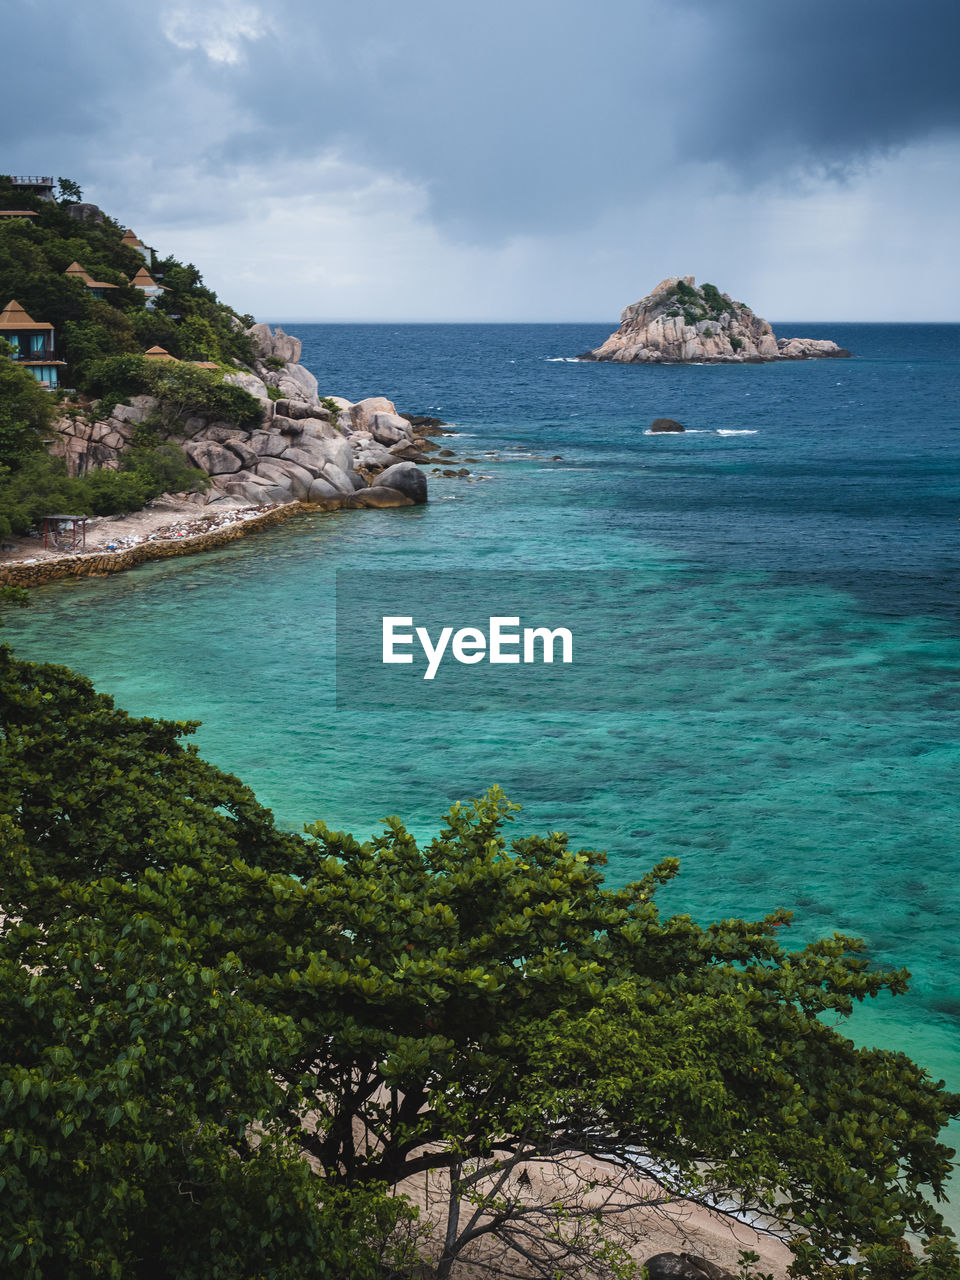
[0,300,54,331]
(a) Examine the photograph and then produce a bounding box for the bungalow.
[130,267,168,310]
[0,210,39,221]
[64,261,119,300]
[121,229,151,262]
[143,346,219,369]
[0,299,66,388]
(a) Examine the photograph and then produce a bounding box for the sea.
[5,321,960,1215]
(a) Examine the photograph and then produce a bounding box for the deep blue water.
[6,321,960,1206]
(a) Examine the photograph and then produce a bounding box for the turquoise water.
[5,322,960,1207]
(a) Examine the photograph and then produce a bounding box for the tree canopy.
[1,643,958,1279]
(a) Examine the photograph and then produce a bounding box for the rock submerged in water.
[580,276,852,364]
[650,417,685,433]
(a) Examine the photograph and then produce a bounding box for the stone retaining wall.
[0,503,311,588]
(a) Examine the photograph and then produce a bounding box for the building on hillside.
[10,175,56,201]
[121,229,151,262]
[143,346,218,369]
[130,267,168,310]
[64,261,119,300]
[0,299,66,388]
[0,210,39,221]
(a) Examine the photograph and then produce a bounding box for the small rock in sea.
[438,448,456,458]
[650,418,685,433]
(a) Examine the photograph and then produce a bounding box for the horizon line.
[257,316,960,326]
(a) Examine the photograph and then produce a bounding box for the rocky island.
[580,276,852,363]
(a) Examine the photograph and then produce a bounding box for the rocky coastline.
[580,276,852,364]
[49,321,434,511]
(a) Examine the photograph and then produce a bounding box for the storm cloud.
[2,0,958,318]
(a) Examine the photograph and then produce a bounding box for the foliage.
[0,455,90,533]
[57,177,83,203]
[85,356,264,432]
[122,440,210,495]
[666,281,734,330]
[74,466,152,516]
[0,176,254,395]
[0,348,54,471]
[320,396,342,425]
[0,647,313,885]
[0,881,414,1278]
[701,282,731,317]
[730,335,744,352]
[2,651,958,1278]
[0,447,207,535]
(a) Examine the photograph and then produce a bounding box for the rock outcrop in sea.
[580,277,852,364]
[51,323,433,510]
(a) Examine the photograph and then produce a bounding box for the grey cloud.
[4,0,959,245]
[673,0,960,175]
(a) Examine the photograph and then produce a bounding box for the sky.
[5,0,960,322]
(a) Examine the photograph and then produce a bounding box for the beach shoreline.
[0,497,310,587]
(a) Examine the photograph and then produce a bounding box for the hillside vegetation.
[0,177,261,535]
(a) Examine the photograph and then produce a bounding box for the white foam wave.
[716,429,758,435]
[545,357,584,363]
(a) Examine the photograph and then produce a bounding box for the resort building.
[0,299,66,388]
[130,267,168,309]
[64,261,119,300]
[143,346,218,370]
[121,229,151,262]
[0,210,39,222]
[9,175,56,202]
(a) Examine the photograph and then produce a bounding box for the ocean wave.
[545,357,584,363]
[716,429,758,435]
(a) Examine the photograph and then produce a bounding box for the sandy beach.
[395,1149,795,1278]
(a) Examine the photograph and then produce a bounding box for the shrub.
[122,442,210,496]
[320,396,342,425]
[85,357,263,433]
[81,467,151,515]
[0,351,54,471]
[701,282,730,316]
[0,455,86,534]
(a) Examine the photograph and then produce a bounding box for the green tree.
[0,349,53,471]
[57,177,83,203]
[2,648,958,1279]
[0,847,415,1278]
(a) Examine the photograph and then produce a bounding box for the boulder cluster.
[580,277,852,364]
[50,322,433,510]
